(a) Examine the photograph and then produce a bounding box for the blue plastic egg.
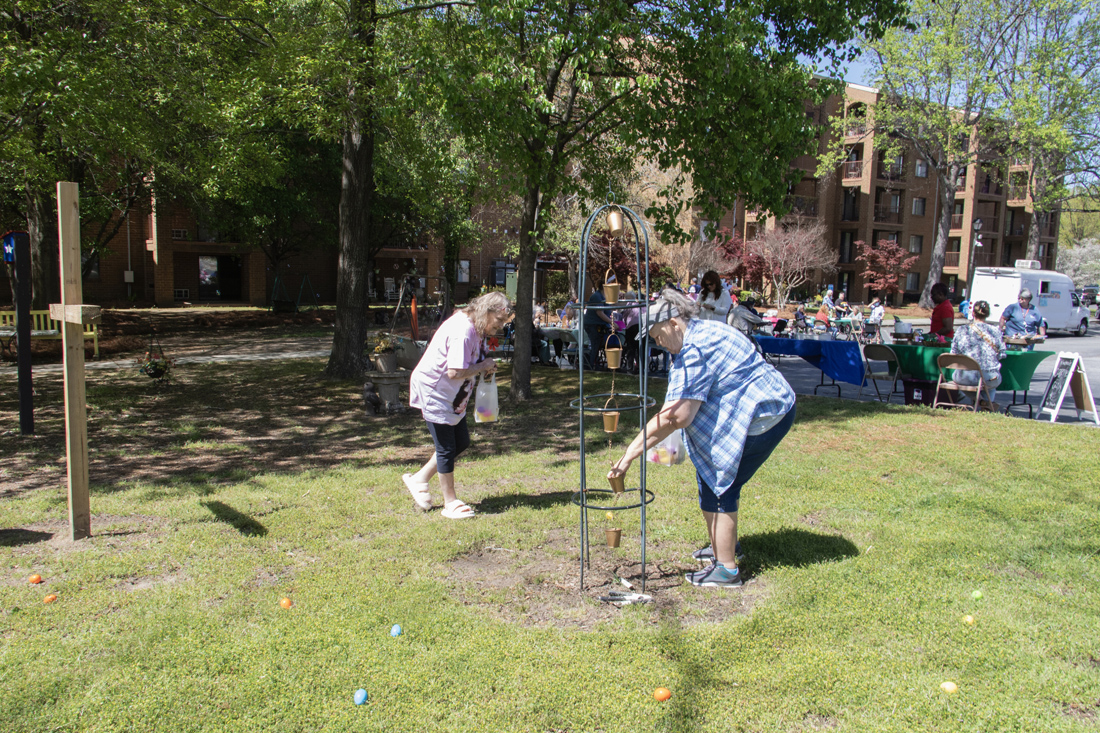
[354,688,368,705]
[390,624,402,637]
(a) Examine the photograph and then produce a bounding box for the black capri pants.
[426,416,471,474]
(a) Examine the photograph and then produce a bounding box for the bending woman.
[405,292,512,519]
[608,289,796,588]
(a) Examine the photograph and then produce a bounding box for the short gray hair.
[1019,288,1033,300]
[656,288,700,320]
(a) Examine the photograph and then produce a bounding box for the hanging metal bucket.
[602,395,619,433]
[604,333,622,370]
[606,207,624,238]
[607,474,625,495]
[602,267,620,305]
[605,528,622,547]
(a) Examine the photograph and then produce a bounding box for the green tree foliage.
[436,0,906,399]
[861,0,1021,309]
[995,0,1100,260]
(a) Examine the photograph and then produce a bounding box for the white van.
[969,261,1091,335]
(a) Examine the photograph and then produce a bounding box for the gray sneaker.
[685,563,743,588]
[691,542,744,563]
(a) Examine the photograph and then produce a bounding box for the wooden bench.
[0,310,99,358]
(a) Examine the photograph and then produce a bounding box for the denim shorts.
[696,406,796,513]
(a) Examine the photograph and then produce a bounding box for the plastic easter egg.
[354,689,368,705]
[971,590,983,600]
[279,597,293,609]
[29,574,42,584]
[940,681,958,694]
[963,615,975,625]
[390,624,402,637]
[606,512,615,521]
[44,594,57,604]
[653,687,671,701]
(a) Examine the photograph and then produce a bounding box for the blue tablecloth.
[755,336,865,386]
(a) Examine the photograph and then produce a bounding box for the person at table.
[835,291,851,317]
[405,292,511,519]
[999,288,1047,342]
[814,302,837,334]
[793,304,812,332]
[583,277,614,369]
[867,296,885,343]
[822,288,835,310]
[949,299,1006,408]
[607,289,796,588]
[697,270,732,322]
[929,282,955,338]
[688,277,700,296]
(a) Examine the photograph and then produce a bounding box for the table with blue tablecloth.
[755,336,865,394]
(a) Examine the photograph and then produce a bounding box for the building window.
[909,235,923,254]
[457,260,470,283]
[698,220,711,242]
[906,272,920,290]
[171,229,188,240]
[912,197,926,216]
[81,252,100,281]
[874,230,899,244]
[915,159,929,178]
[839,231,856,264]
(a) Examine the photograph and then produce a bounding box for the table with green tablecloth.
[888,344,1053,415]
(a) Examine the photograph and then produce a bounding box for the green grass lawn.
[1,359,1099,732]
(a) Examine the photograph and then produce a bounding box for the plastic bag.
[474,373,499,423]
[647,429,686,466]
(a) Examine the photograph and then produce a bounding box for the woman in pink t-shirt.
[404,292,512,518]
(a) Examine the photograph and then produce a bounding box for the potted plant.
[136,351,174,381]
[371,336,398,372]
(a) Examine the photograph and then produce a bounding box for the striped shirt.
[664,319,796,496]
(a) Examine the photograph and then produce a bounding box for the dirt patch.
[115,571,185,592]
[1062,700,1099,722]
[448,529,769,630]
[803,713,839,730]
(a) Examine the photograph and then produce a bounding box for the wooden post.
[54,182,101,540]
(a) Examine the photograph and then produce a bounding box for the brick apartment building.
[736,82,1060,304]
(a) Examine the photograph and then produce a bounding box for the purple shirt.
[409,312,485,425]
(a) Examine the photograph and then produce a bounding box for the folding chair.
[857,344,902,403]
[931,353,996,412]
[771,318,789,337]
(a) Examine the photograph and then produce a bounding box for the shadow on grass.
[741,527,858,574]
[474,490,575,515]
[201,500,267,536]
[0,528,53,547]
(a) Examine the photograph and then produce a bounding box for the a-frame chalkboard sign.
[1036,352,1099,424]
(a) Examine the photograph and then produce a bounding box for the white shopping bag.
[474,373,499,423]
[647,429,686,466]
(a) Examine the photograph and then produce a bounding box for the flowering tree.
[856,238,919,299]
[718,221,836,308]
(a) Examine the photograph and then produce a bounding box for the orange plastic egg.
[29,574,42,584]
[44,594,57,604]
[279,597,293,609]
[653,687,671,701]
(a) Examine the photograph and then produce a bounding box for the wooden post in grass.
[53,182,101,540]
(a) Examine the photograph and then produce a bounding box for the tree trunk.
[325,0,377,380]
[1025,172,1048,261]
[920,172,957,309]
[26,189,52,311]
[510,186,541,401]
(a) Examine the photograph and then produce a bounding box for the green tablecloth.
[888,344,1053,391]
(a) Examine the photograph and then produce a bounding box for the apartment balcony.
[1007,184,1028,201]
[974,251,995,268]
[787,195,818,217]
[877,166,906,182]
[1006,223,1026,237]
[842,161,863,181]
[873,205,904,225]
[944,251,961,268]
[844,122,867,137]
[977,181,1004,196]
[979,217,999,234]
[951,213,965,230]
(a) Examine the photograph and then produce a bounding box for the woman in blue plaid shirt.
[608,289,796,588]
